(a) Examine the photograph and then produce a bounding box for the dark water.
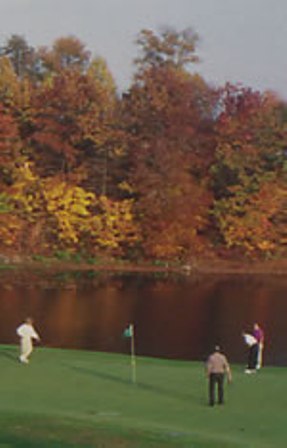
[0,270,286,366]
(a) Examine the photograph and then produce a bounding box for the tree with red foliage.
[121,29,217,260]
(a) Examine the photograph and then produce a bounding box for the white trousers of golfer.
[257,342,264,369]
[16,324,40,363]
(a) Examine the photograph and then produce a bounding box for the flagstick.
[130,324,137,384]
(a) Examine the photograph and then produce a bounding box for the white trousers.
[20,337,33,362]
[257,343,264,369]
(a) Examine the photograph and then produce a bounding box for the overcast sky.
[0,0,286,98]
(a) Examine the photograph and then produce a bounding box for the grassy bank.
[1,255,287,275]
[0,345,286,447]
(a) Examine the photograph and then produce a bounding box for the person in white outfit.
[16,317,40,364]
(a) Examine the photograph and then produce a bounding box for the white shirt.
[16,323,40,340]
[243,333,257,346]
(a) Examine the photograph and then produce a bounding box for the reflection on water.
[0,270,286,366]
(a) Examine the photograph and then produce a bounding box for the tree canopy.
[0,31,286,262]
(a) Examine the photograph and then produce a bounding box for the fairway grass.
[0,345,286,447]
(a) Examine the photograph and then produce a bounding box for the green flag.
[123,324,133,338]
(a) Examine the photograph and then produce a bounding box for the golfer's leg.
[218,374,224,404]
[251,345,258,370]
[247,347,253,369]
[19,339,26,362]
[209,374,215,406]
[20,339,32,363]
[26,343,33,360]
[257,343,263,369]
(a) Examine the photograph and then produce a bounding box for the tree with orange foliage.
[121,28,217,260]
[30,40,121,198]
[211,85,287,257]
[37,35,91,76]
[30,64,113,177]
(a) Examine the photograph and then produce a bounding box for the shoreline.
[1,257,287,275]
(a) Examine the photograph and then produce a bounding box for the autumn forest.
[0,29,286,264]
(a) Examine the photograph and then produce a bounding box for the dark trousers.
[248,344,259,370]
[209,373,224,406]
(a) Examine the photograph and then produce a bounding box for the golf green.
[0,344,286,447]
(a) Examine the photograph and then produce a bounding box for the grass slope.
[0,345,286,447]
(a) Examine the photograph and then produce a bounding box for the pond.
[0,270,286,366]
